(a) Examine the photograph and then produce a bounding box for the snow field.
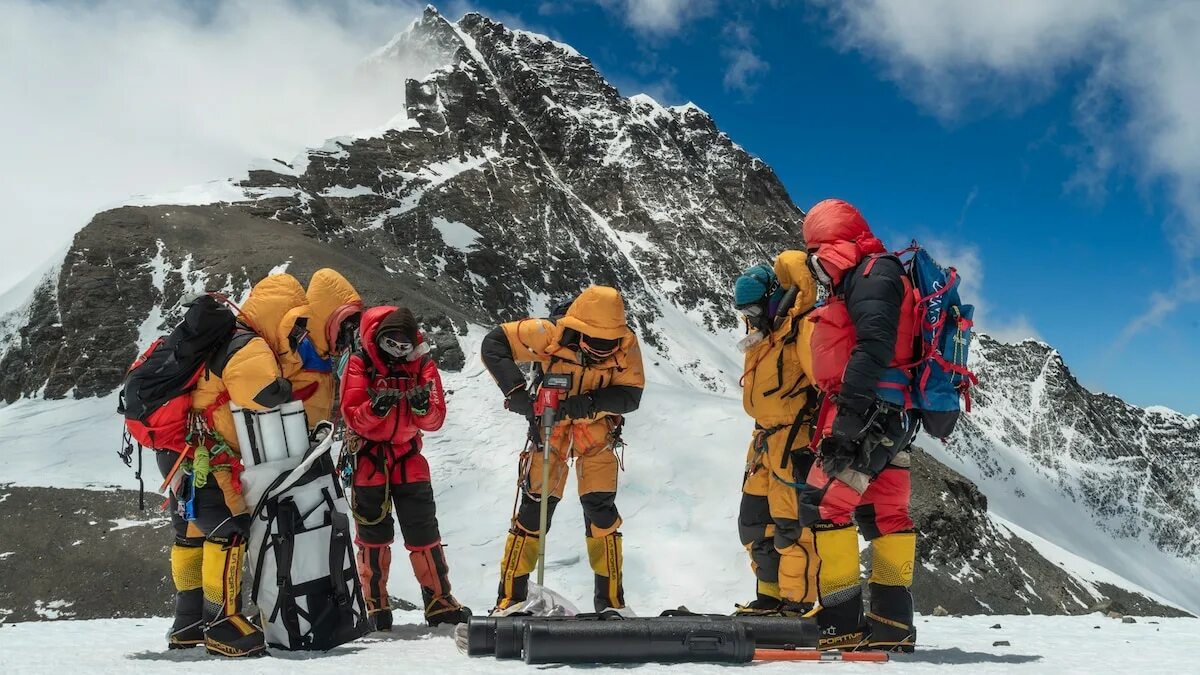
[2,613,1197,674]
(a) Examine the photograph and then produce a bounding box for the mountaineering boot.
[201,537,266,658]
[734,580,784,615]
[815,590,867,650]
[586,532,625,613]
[168,543,205,648]
[814,523,866,650]
[409,541,471,626]
[865,583,916,652]
[356,543,393,631]
[494,528,539,614]
[169,589,205,648]
[864,532,916,652]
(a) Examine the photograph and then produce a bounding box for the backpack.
[243,425,372,650]
[117,294,238,453]
[895,243,978,438]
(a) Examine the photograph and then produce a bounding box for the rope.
[350,445,393,526]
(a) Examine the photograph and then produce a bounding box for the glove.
[819,435,854,463]
[818,435,856,477]
[371,390,401,417]
[830,395,875,442]
[505,389,534,417]
[559,394,596,420]
[409,385,431,416]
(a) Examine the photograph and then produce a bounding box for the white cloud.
[722,47,769,96]
[0,0,429,291]
[920,237,1040,345]
[824,0,1200,344]
[1113,273,1200,352]
[721,21,769,97]
[593,0,717,35]
[955,185,979,228]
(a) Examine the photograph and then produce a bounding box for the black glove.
[371,390,401,417]
[831,395,875,442]
[409,385,431,416]
[559,394,596,420]
[818,436,856,477]
[505,389,534,417]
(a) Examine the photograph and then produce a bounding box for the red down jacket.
[804,199,918,436]
[339,306,446,485]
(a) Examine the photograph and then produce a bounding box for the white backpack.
[242,424,371,650]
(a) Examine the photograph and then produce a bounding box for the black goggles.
[581,335,620,357]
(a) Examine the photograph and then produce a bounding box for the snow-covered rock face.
[931,334,1200,612]
[0,7,798,401]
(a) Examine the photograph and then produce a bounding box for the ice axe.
[533,372,573,587]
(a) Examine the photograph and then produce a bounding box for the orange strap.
[754,649,889,662]
[157,448,190,494]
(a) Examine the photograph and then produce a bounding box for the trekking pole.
[533,373,574,587]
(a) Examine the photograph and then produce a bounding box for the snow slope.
[925,410,1200,614]
[2,613,1197,674]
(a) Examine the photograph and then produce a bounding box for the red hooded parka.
[339,306,446,485]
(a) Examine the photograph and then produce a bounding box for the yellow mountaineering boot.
[864,532,917,653]
[201,537,266,658]
[168,543,205,648]
[492,528,540,615]
[814,524,867,650]
[586,532,625,613]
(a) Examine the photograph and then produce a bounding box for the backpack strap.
[207,328,258,378]
[761,316,805,398]
[862,253,902,278]
[779,387,820,470]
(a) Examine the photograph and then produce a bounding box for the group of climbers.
[130,196,956,659]
[147,268,469,658]
[732,198,940,653]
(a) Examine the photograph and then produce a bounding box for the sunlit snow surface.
[2,612,1198,674]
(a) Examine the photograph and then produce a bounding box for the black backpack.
[118,295,239,453]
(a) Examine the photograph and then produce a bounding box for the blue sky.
[457,0,1200,414]
[1,0,1195,413]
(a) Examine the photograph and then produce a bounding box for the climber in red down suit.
[339,305,470,629]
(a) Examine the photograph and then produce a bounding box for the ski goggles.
[737,304,766,320]
[377,331,415,360]
[806,254,833,287]
[580,335,620,359]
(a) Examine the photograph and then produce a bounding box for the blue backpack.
[898,243,978,438]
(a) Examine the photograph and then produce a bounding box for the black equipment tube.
[523,617,755,664]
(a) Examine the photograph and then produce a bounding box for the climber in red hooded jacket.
[339,305,470,630]
[799,199,920,653]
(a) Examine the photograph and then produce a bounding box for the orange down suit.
[481,286,645,613]
[739,251,821,607]
[293,268,363,425]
